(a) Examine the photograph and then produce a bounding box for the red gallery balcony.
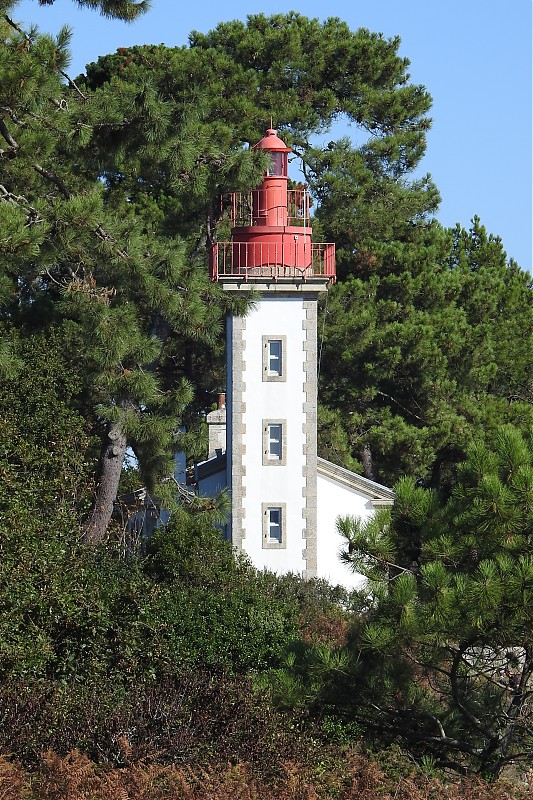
[210,240,336,283]
[210,187,336,283]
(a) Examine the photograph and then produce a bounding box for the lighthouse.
[209,128,335,577]
[197,128,393,586]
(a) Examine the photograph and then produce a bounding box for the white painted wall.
[316,472,376,590]
[239,296,308,574]
[197,455,388,590]
[221,288,394,589]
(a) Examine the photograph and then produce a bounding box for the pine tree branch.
[400,643,529,771]
[365,702,484,758]
[49,97,69,111]
[495,646,533,762]
[1,106,26,128]
[2,101,68,142]
[45,261,80,286]
[3,14,32,42]
[30,164,131,261]
[402,647,453,681]
[33,163,71,199]
[60,70,88,101]
[375,390,424,422]
[450,639,499,744]
[0,118,19,151]
[0,184,41,224]
[4,12,87,103]
[94,224,129,259]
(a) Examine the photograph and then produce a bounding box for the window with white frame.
[262,503,286,549]
[262,336,286,382]
[262,419,286,465]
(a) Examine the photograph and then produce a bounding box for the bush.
[0,672,303,772]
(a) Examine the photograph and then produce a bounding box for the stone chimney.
[206,393,226,459]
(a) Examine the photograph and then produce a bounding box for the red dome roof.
[253,128,291,152]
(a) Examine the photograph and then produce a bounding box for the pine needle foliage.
[0,6,261,543]
[337,425,533,778]
[318,219,533,485]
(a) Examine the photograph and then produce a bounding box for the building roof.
[317,457,394,507]
[195,452,227,482]
[195,452,394,507]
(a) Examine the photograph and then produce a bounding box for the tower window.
[268,340,281,374]
[268,508,282,542]
[263,420,286,465]
[263,336,286,382]
[262,503,287,549]
[266,152,288,177]
[268,424,282,458]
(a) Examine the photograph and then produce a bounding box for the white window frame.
[262,336,286,382]
[262,503,287,549]
[262,419,286,466]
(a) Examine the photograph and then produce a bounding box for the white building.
[196,397,393,590]
[197,127,393,590]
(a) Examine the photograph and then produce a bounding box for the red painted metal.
[210,242,336,282]
[210,128,335,282]
[253,128,291,153]
[224,189,309,228]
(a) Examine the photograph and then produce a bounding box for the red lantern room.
[209,128,335,282]
[251,128,290,227]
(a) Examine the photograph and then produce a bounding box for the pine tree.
[318,219,533,485]
[0,6,258,543]
[2,0,149,21]
[338,425,533,777]
[83,18,532,489]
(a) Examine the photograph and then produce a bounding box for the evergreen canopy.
[338,426,533,777]
[1,5,531,533]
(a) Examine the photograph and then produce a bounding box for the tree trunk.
[361,443,375,481]
[83,420,128,545]
[482,649,533,779]
[429,456,442,491]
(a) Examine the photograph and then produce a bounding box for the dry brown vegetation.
[0,749,530,800]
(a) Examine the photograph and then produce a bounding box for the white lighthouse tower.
[209,128,335,577]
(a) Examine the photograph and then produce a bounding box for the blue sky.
[14,0,533,270]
